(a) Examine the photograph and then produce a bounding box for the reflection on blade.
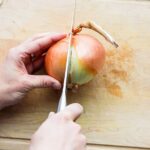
[57,0,76,112]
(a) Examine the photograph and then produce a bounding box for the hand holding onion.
[45,21,118,88]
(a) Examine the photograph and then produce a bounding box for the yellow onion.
[45,34,105,86]
[45,21,118,87]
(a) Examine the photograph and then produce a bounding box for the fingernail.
[52,82,61,90]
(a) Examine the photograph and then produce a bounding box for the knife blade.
[57,0,76,112]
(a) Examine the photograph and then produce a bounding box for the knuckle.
[19,76,31,90]
[36,43,42,50]
[8,47,22,60]
[61,112,71,121]
[21,76,28,85]
[41,78,50,87]
[79,135,86,144]
[19,52,28,60]
[74,123,81,131]
[57,112,71,121]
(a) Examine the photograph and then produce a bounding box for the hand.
[0,33,66,109]
[30,103,86,150]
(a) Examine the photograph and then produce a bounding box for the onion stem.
[73,21,119,48]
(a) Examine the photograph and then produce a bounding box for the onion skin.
[45,34,105,85]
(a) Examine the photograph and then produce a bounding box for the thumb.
[59,103,83,121]
[26,75,61,90]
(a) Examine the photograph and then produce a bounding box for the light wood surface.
[0,0,150,149]
[0,138,147,150]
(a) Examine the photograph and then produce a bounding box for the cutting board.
[0,0,150,149]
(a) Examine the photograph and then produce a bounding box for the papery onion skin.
[45,34,105,85]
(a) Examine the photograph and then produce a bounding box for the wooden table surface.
[0,0,150,150]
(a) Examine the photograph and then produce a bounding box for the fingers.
[60,103,83,121]
[20,33,66,55]
[27,56,45,74]
[25,74,61,90]
[7,33,66,64]
[48,103,83,121]
[24,32,53,43]
[78,134,87,149]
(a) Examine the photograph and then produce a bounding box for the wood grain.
[0,138,147,150]
[0,0,150,149]
[0,138,29,150]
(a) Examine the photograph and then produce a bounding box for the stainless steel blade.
[57,0,76,112]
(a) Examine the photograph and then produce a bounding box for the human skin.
[0,33,86,150]
[30,103,86,150]
[0,33,65,109]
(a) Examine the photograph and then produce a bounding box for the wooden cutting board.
[0,0,150,149]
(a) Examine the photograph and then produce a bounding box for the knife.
[57,0,76,112]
